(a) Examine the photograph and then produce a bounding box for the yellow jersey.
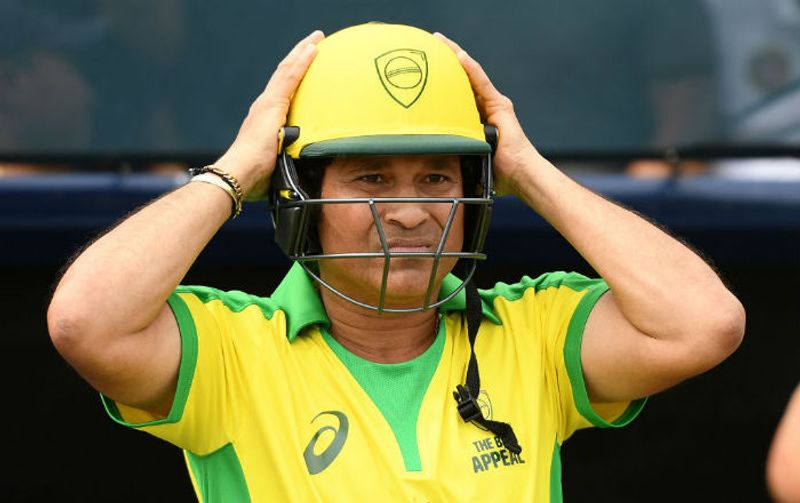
[102,263,645,502]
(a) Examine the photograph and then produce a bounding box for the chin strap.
[453,279,522,455]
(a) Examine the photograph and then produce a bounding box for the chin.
[320,256,458,308]
[372,260,454,306]
[384,273,432,297]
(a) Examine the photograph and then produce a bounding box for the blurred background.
[1,0,799,501]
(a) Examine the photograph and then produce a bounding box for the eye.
[425,173,451,184]
[358,174,383,183]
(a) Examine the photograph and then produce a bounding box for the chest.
[231,329,564,502]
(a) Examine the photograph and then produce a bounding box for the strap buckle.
[453,384,483,423]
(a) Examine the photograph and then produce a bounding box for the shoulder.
[476,272,608,331]
[479,271,605,304]
[173,285,282,321]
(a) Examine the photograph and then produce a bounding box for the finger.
[228,31,324,160]
[264,30,323,90]
[263,40,318,100]
[456,52,506,107]
[259,30,324,97]
[256,30,324,113]
[238,40,319,144]
[277,30,325,69]
[434,32,504,105]
[433,33,486,115]
[432,32,465,53]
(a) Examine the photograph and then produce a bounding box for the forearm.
[51,181,230,336]
[509,148,742,341]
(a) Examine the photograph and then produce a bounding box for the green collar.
[271,262,501,342]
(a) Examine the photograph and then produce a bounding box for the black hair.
[294,156,334,199]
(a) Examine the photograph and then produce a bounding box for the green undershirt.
[321,319,445,472]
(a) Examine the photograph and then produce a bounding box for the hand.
[216,30,325,199]
[433,32,539,197]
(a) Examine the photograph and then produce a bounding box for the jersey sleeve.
[535,272,647,442]
[100,286,244,455]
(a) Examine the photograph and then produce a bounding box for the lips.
[385,238,434,252]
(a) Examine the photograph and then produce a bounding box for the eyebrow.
[345,158,390,173]
[424,157,459,169]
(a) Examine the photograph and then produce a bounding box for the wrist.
[495,142,545,196]
[503,150,564,211]
[188,166,244,219]
[214,148,275,200]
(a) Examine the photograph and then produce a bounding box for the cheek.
[318,204,374,252]
[443,206,465,249]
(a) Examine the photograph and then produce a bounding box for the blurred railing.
[2,166,798,269]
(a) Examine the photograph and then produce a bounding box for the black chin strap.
[453,278,522,454]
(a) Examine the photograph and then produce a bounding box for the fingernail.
[458,49,468,58]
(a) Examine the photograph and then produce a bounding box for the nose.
[381,200,430,230]
[378,179,436,229]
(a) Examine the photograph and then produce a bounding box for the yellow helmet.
[285,22,491,157]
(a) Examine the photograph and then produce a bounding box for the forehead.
[326,155,460,173]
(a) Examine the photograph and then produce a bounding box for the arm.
[435,33,745,403]
[47,31,324,416]
[767,384,800,503]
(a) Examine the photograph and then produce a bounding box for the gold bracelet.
[189,166,244,219]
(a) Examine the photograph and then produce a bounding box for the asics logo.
[303,411,349,475]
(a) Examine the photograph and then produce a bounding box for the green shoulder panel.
[481,271,604,304]
[175,285,280,320]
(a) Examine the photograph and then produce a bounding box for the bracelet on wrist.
[188,165,244,219]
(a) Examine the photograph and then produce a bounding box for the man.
[48,23,745,501]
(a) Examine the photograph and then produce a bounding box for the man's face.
[317,155,465,309]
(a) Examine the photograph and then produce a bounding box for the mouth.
[385,238,434,253]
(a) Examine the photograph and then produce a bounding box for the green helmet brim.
[299,134,491,157]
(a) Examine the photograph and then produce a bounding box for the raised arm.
[434,33,745,403]
[47,31,323,415]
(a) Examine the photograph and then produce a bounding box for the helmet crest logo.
[374,49,428,108]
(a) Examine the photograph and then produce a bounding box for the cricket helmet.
[270,22,497,312]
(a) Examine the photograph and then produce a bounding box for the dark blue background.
[3,0,798,155]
